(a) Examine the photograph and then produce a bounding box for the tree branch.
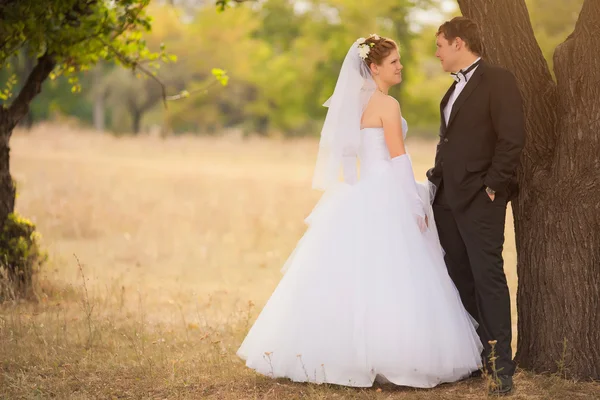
[554,0,600,112]
[166,79,220,101]
[101,39,169,109]
[552,0,600,177]
[101,39,222,107]
[7,52,55,130]
[215,0,255,11]
[109,3,146,41]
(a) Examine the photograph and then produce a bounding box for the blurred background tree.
[1,0,585,138]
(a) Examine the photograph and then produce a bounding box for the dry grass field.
[1,123,598,399]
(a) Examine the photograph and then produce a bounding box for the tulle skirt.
[237,162,483,388]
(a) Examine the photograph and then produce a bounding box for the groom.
[427,17,525,395]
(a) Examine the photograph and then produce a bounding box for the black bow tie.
[451,60,481,83]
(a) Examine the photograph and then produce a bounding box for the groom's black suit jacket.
[427,61,525,211]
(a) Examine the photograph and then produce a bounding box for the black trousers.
[433,181,515,376]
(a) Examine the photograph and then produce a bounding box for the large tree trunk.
[0,53,55,225]
[0,52,54,299]
[0,110,15,226]
[458,0,600,379]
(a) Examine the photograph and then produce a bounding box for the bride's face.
[373,50,403,86]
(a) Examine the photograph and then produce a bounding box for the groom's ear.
[454,37,465,51]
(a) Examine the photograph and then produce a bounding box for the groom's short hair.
[437,17,483,56]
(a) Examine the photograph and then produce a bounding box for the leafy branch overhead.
[215,0,255,12]
[0,0,229,123]
[167,69,228,101]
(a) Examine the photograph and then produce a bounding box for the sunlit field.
[1,123,597,399]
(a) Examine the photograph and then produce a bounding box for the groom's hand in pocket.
[485,186,496,202]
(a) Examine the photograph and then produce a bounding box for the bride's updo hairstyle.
[361,34,398,67]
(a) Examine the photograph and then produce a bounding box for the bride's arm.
[381,96,428,231]
[380,96,406,158]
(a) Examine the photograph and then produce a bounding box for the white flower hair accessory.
[356,34,381,60]
[357,42,370,59]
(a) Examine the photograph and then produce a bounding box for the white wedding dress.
[237,119,483,388]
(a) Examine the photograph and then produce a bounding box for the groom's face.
[435,34,459,73]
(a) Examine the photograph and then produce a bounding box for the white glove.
[391,154,428,232]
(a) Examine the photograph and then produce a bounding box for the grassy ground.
[1,123,598,399]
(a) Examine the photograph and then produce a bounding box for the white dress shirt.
[444,57,481,126]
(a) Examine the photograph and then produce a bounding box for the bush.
[0,213,47,301]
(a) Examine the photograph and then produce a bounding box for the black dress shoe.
[470,369,483,379]
[489,374,513,395]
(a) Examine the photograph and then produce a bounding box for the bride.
[237,34,483,388]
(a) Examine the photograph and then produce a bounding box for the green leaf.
[212,68,229,86]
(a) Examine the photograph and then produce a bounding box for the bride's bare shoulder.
[363,92,401,126]
[372,93,401,117]
[370,92,400,109]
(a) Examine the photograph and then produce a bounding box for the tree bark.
[13,50,36,129]
[0,52,55,227]
[458,0,600,379]
[8,52,55,130]
[0,109,15,228]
